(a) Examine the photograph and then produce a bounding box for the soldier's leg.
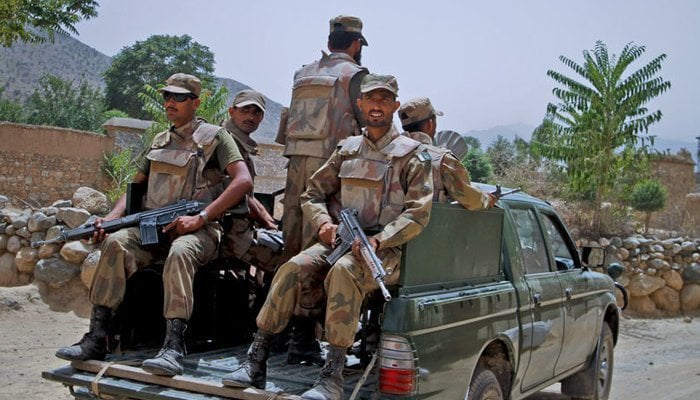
[58,227,155,361]
[142,224,220,376]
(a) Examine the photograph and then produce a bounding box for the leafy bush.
[102,149,137,203]
[629,179,668,233]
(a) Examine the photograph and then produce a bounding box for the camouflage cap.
[159,73,201,97]
[360,74,398,96]
[233,89,266,113]
[329,15,368,46]
[398,97,444,126]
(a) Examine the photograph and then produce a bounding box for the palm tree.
[533,40,670,234]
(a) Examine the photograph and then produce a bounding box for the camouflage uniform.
[220,117,282,273]
[405,130,490,210]
[280,48,369,261]
[89,118,243,319]
[257,125,433,347]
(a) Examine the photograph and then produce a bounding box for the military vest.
[284,52,367,159]
[404,131,449,202]
[144,121,222,209]
[337,132,422,231]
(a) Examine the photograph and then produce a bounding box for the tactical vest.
[284,52,367,159]
[144,122,222,209]
[404,131,449,202]
[337,133,422,231]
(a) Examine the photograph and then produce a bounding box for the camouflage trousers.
[220,217,283,274]
[256,242,401,348]
[89,224,222,320]
[280,155,327,264]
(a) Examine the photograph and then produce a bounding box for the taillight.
[379,334,417,396]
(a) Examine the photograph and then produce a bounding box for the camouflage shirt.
[405,130,489,210]
[223,118,258,181]
[301,125,433,250]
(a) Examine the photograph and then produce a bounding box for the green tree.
[463,135,481,151]
[0,87,26,122]
[25,74,106,132]
[104,34,215,119]
[0,0,98,47]
[629,179,667,233]
[532,40,670,234]
[463,148,492,183]
[486,135,515,177]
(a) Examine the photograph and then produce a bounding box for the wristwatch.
[198,210,209,223]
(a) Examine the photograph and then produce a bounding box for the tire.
[562,323,614,400]
[467,366,503,400]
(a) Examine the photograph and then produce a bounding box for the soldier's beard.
[354,47,362,65]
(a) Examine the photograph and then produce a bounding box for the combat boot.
[141,319,187,376]
[222,330,272,389]
[301,345,347,400]
[287,316,324,365]
[55,305,111,361]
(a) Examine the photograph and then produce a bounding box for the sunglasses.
[162,92,197,102]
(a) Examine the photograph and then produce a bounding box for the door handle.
[533,293,542,306]
[565,287,573,300]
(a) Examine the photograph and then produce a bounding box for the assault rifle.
[31,199,206,248]
[491,185,522,199]
[325,208,392,301]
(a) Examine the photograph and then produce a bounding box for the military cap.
[329,15,368,46]
[159,73,201,97]
[398,97,444,126]
[233,89,266,113]
[360,74,398,96]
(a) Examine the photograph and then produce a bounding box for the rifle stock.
[31,199,206,248]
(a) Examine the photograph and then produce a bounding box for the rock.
[693,253,700,263]
[680,284,700,312]
[56,207,91,229]
[599,237,610,247]
[647,258,667,271]
[72,187,110,215]
[629,295,656,314]
[38,243,60,259]
[30,231,45,245]
[650,287,680,313]
[618,247,630,261]
[6,236,21,253]
[628,273,666,297]
[610,236,623,248]
[682,263,700,284]
[45,225,64,241]
[617,273,630,287]
[669,243,683,256]
[0,195,7,208]
[660,238,677,249]
[51,199,72,208]
[0,252,18,286]
[27,212,56,232]
[80,250,100,288]
[623,237,640,249]
[661,270,684,291]
[39,206,58,216]
[5,225,16,235]
[15,247,39,273]
[34,258,79,288]
[681,241,698,254]
[15,227,30,239]
[651,244,664,253]
[59,240,93,264]
[10,212,29,229]
[0,234,7,252]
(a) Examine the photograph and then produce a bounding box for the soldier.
[220,89,282,273]
[222,74,433,400]
[55,73,253,377]
[279,14,369,262]
[399,97,496,209]
[277,14,370,366]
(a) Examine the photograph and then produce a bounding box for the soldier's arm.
[373,152,433,250]
[441,154,492,210]
[301,150,343,236]
[248,195,277,230]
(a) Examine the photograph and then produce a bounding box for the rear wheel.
[467,366,503,400]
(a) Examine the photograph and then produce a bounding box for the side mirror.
[607,262,624,280]
[581,246,605,267]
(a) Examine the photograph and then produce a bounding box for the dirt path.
[1,284,699,400]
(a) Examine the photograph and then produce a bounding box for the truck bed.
[43,345,378,400]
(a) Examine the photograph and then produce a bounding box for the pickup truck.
[43,184,625,400]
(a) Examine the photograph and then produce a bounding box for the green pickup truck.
[43,185,625,400]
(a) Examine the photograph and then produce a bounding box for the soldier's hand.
[351,237,379,259]
[318,222,338,247]
[90,217,108,243]
[487,193,498,208]
[163,215,204,236]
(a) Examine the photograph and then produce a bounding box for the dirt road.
[1,285,699,400]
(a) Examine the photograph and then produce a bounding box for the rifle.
[324,208,392,301]
[491,185,522,199]
[31,199,206,248]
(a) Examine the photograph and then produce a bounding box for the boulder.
[38,243,60,259]
[72,187,110,215]
[0,234,7,252]
[15,247,38,273]
[10,212,29,229]
[59,240,93,264]
[628,273,666,297]
[34,258,79,288]
[51,199,72,208]
[623,237,640,249]
[681,241,698,254]
[617,247,630,261]
[682,263,700,284]
[6,236,21,253]
[661,269,684,291]
[680,284,700,312]
[56,207,91,229]
[27,212,56,233]
[629,295,656,314]
[650,287,680,313]
[0,252,18,286]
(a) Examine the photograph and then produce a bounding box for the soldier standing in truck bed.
[55,73,252,377]
[222,74,433,400]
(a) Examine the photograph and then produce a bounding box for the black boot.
[222,330,272,389]
[301,345,347,400]
[141,319,187,376]
[56,305,111,361]
[287,316,324,365]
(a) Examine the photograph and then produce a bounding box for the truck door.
[509,206,565,390]
[540,212,598,375]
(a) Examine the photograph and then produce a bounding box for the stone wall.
[0,122,113,205]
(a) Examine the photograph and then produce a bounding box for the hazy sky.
[73,0,699,144]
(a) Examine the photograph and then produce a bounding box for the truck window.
[510,207,550,274]
[542,213,577,270]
